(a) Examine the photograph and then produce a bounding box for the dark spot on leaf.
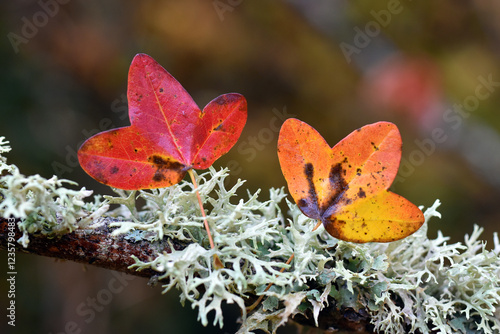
[356,168,362,176]
[153,171,166,182]
[159,88,164,93]
[149,155,181,169]
[110,166,119,174]
[371,142,379,151]
[358,187,366,198]
[297,198,307,208]
[148,155,187,183]
[304,163,314,178]
[94,172,108,185]
[215,123,224,131]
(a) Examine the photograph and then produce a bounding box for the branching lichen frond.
[0,137,94,247]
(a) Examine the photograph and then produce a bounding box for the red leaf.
[78,54,247,190]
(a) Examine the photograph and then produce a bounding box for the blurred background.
[1,1,499,333]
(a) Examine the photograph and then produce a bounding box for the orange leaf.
[78,54,247,190]
[277,118,424,243]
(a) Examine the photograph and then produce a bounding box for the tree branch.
[0,217,187,278]
[0,217,374,332]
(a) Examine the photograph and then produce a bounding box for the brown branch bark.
[0,217,188,278]
[0,217,374,333]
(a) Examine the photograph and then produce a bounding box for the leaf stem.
[188,169,223,269]
[312,219,322,232]
[246,253,295,312]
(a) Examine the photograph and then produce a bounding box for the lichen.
[1,137,499,333]
[0,137,95,247]
[237,199,500,333]
[106,168,500,333]
[106,168,292,327]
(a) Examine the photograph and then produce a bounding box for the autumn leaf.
[277,118,424,243]
[78,53,247,268]
[78,53,247,190]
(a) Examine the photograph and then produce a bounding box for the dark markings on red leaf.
[148,155,187,182]
[148,155,184,169]
[96,174,108,184]
[153,171,165,182]
[92,168,108,185]
[78,54,247,190]
[358,188,366,198]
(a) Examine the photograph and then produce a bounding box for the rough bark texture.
[0,217,374,332]
[0,217,188,278]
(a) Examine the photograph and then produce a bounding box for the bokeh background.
[1,1,500,333]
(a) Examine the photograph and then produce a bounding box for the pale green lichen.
[1,137,499,333]
[107,168,500,333]
[106,168,293,328]
[238,198,500,334]
[0,137,94,247]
